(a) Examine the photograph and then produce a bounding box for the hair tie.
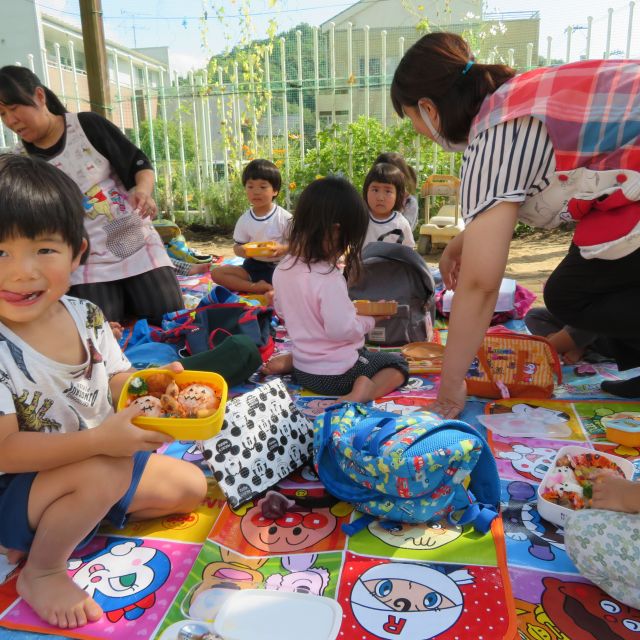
[461,60,475,76]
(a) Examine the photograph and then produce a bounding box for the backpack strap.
[448,498,498,534]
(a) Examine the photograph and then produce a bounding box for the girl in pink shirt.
[269,176,408,403]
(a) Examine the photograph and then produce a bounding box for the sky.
[39,0,639,73]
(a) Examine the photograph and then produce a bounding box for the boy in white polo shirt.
[211,159,291,294]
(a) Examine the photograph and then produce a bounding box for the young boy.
[0,155,207,629]
[211,159,291,294]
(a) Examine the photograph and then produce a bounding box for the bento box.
[244,241,277,258]
[353,300,398,316]
[601,411,640,447]
[117,368,228,440]
[400,341,445,374]
[537,445,634,527]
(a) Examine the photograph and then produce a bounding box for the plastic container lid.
[212,590,342,640]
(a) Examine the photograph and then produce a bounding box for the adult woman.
[391,33,640,416]
[0,65,183,324]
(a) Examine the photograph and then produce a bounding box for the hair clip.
[461,60,475,75]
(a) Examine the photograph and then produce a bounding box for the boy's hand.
[94,404,173,457]
[235,244,248,259]
[164,361,184,374]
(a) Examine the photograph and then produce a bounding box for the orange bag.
[466,331,562,399]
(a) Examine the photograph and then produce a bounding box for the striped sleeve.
[460,116,555,222]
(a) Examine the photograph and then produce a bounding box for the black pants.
[544,243,640,370]
[69,266,183,325]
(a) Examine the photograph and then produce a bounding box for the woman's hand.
[439,231,464,291]
[131,189,158,219]
[430,377,467,419]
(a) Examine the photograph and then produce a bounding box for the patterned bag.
[313,403,499,532]
[466,330,562,399]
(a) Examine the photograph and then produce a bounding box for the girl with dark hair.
[374,152,420,230]
[265,176,408,402]
[391,32,640,414]
[362,162,415,248]
[0,65,183,325]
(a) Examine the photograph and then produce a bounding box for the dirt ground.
[184,226,574,302]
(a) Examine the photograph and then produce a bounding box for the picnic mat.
[2,265,640,639]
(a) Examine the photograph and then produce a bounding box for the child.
[211,159,291,294]
[565,473,640,608]
[0,155,207,629]
[269,176,409,403]
[363,163,416,249]
[375,152,420,231]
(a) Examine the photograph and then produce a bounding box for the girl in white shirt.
[363,163,416,249]
[269,176,408,403]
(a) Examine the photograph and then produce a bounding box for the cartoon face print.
[265,554,329,596]
[351,562,473,639]
[69,539,170,622]
[178,383,218,415]
[296,398,337,420]
[367,520,463,550]
[498,443,558,482]
[397,377,434,393]
[131,395,163,417]
[240,500,337,553]
[541,577,640,639]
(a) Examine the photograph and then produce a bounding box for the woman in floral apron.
[0,66,183,325]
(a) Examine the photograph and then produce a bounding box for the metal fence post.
[174,71,189,217]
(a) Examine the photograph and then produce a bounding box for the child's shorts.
[293,348,409,396]
[0,450,151,553]
[242,258,276,284]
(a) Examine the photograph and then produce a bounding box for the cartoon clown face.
[351,562,473,639]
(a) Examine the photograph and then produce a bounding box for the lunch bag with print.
[466,330,562,399]
[313,402,499,533]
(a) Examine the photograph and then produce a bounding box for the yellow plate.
[244,241,277,257]
[117,368,228,440]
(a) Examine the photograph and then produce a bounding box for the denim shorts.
[242,258,277,284]
[0,451,151,553]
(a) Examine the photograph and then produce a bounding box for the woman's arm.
[433,202,519,418]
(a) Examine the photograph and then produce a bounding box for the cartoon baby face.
[364,577,457,612]
[240,504,337,553]
[367,520,463,550]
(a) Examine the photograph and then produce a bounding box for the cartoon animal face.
[69,539,170,622]
[541,577,640,639]
[498,444,557,481]
[367,520,463,550]
[351,562,473,639]
[240,503,337,553]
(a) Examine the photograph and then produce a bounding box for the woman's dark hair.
[0,155,88,261]
[390,32,515,143]
[363,163,406,212]
[288,176,368,279]
[374,152,417,194]
[0,65,67,115]
[241,158,282,194]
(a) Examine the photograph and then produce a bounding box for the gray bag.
[348,241,436,346]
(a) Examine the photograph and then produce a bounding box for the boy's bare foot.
[339,376,375,403]
[250,280,274,294]
[17,565,103,629]
[261,352,293,376]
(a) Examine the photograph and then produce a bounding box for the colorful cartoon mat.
[2,266,640,639]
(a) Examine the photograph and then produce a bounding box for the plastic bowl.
[117,368,228,440]
[537,445,634,527]
[353,300,398,316]
[244,241,277,257]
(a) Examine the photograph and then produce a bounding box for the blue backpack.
[313,403,500,534]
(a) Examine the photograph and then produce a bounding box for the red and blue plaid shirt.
[470,60,640,173]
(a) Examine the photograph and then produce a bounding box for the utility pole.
[79,0,111,118]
